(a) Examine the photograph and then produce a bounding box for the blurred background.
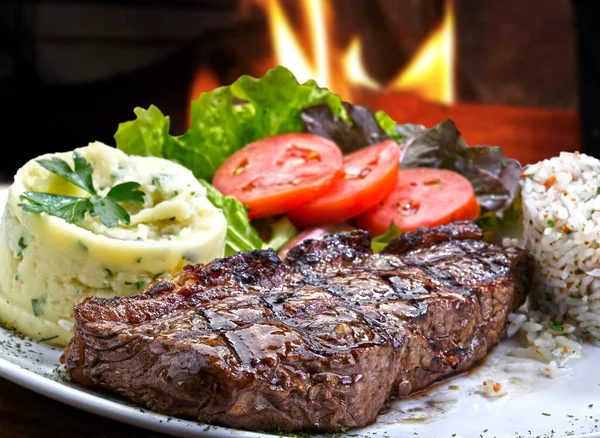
[0,0,593,181]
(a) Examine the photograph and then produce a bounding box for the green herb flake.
[31,298,46,317]
[136,257,142,263]
[134,280,145,290]
[547,219,555,227]
[549,322,564,332]
[597,187,600,194]
[104,268,116,278]
[575,268,585,275]
[545,292,552,302]
[542,412,551,416]
[17,236,27,255]
[590,404,594,408]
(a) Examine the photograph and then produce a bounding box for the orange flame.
[386,0,455,104]
[342,37,379,90]
[262,0,455,104]
[190,0,456,108]
[265,0,333,90]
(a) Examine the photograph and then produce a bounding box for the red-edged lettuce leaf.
[301,102,520,218]
[301,103,390,153]
[400,119,522,216]
[301,103,419,154]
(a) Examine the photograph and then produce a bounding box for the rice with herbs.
[520,151,600,344]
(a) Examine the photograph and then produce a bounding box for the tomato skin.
[213,134,343,219]
[286,140,400,228]
[356,168,480,235]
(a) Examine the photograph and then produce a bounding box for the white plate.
[1,186,600,438]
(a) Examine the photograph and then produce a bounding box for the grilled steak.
[62,221,531,432]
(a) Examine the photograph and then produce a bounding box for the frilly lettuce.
[197,180,263,256]
[115,66,348,182]
[114,66,522,253]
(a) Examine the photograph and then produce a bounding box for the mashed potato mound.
[0,142,227,345]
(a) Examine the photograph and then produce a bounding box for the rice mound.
[521,151,600,343]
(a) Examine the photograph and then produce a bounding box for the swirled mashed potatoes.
[0,142,227,345]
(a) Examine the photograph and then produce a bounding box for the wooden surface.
[0,100,582,437]
[0,378,169,438]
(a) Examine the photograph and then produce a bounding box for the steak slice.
[62,221,531,433]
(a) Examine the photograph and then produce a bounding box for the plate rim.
[2,181,600,438]
[3,350,600,438]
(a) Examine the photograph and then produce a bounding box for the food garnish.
[114,66,521,252]
[19,152,145,227]
[114,66,348,182]
[197,180,262,256]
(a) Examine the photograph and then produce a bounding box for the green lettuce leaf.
[197,180,262,256]
[115,66,348,182]
[262,217,299,252]
[371,223,404,253]
[375,111,424,143]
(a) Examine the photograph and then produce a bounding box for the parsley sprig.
[19,152,145,227]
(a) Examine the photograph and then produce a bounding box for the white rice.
[505,307,582,374]
[520,151,600,343]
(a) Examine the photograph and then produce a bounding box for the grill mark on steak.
[62,221,532,433]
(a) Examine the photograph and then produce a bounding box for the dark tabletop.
[0,377,170,438]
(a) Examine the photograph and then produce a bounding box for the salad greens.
[262,217,299,252]
[370,223,404,253]
[196,180,263,256]
[113,65,522,253]
[115,66,349,182]
[300,103,391,153]
[19,153,145,227]
[301,102,423,152]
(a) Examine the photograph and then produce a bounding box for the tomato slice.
[286,140,400,228]
[212,133,343,219]
[356,168,480,235]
